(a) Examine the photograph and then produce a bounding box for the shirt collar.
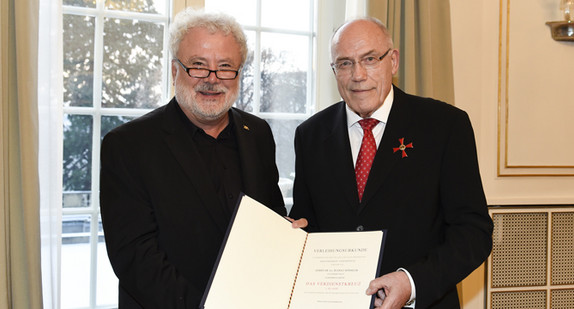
[346,86,394,128]
[176,102,235,139]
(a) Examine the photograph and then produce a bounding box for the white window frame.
[60,1,172,308]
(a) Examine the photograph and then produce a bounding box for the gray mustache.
[195,83,228,93]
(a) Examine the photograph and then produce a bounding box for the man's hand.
[285,217,308,229]
[366,271,411,309]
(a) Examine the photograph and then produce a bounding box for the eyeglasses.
[175,59,239,80]
[331,48,392,75]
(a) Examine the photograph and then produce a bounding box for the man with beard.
[100,8,294,308]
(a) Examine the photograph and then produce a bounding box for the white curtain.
[38,0,64,308]
[345,0,367,18]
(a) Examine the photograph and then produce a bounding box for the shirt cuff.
[397,268,416,308]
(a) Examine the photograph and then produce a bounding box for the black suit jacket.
[289,86,493,308]
[100,98,286,309]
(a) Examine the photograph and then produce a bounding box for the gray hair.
[169,8,248,66]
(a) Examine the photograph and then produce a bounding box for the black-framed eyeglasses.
[331,48,392,75]
[175,59,239,80]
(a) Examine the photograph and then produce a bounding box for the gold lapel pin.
[243,125,250,131]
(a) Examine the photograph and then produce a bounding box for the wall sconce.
[546,0,574,41]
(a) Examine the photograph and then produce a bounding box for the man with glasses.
[100,8,291,308]
[289,17,493,309]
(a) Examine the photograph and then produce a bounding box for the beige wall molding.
[498,0,574,176]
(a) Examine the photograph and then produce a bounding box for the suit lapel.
[161,100,229,231]
[360,87,414,208]
[323,103,361,210]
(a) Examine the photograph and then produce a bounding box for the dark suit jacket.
[289,86,493,309]
[100,98,286,309]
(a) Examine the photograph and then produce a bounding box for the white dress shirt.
[345,87,416,307]
[346,87,393,166]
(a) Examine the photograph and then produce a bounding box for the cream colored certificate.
[201,195,385,309]
[289,231,384,308]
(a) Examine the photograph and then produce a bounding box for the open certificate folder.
[200,195,386,309]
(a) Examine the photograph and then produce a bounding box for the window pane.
[62,214,92,241]
[105,0,168,15]
[261,0,311,31]
[205,0,257,26]
[63,114,93,209]
[61,214,92,308]
[63,0,96,8]
[235,31,256,112]
[63,14,95,108]
[260,33,309,113]
[63,191,91,208]
[265,118,302,198]
[97,215,118,306]
[101,115,137,140]
[97,243,118,306]
[102,18,165,109]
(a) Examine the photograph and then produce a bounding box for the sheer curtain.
[368,0,455,104]
[38,0,64,308]
[0,0,43,308]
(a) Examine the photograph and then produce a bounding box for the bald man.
[289,17,493,309]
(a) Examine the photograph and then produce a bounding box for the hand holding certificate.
[201,195,386,309]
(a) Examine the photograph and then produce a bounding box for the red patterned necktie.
[355,118,379,202]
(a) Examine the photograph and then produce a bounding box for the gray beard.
[175,82,238,121]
